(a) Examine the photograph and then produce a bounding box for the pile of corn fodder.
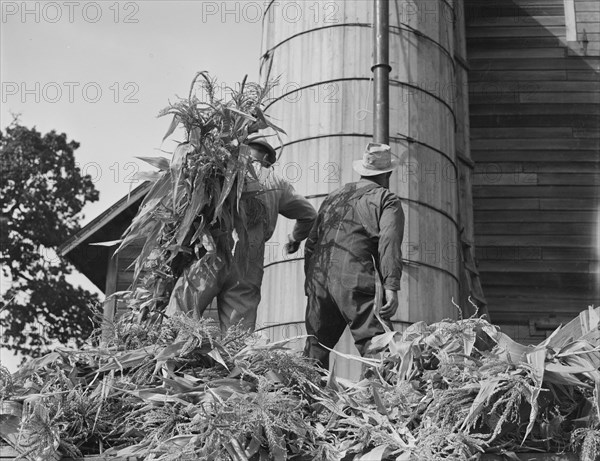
[1,308,599,461]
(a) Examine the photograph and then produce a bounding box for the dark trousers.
[303,278,386,370]
[165,225,265,333]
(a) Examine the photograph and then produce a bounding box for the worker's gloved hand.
[379,289,399,319]
[284,234,301,254]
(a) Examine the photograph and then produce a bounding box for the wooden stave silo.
[256,0,463,379]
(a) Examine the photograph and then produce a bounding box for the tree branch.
[14,269,34,283]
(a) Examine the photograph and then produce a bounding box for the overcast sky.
[1,0,264,369]
[1,0,262,221]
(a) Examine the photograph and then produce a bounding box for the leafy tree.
[0,120,100,357]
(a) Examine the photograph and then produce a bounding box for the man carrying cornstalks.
[167,136,317,332]
[303,143,405,370]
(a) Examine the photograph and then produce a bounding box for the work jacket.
[247,162,317,243]
[305,179,404,293]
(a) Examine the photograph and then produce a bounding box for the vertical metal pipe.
[372,0,391,144]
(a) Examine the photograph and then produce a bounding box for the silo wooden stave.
[257,0,461,379]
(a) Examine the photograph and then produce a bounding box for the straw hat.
[352,142,399,176]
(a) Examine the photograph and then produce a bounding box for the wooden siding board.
[479,261,591,274]
[471,114,600,128]
[576,1,600,12]
[524,162,600,172]
[537,173,600,185]
[471,104,600,117]
[470,92,600,104]
[491,306,594,322]
[470,70,568,81]
[573,128,600,138]
[542,247,598,260]
[567,43,600,56]
[476,246,543,260]
[475,210,598,222]
[467,36,565,49]
[468,16,566,27]
[474,162,600,174]
[474,197,598,211]
[471,138,599,149]
[471,127,574,138]
[467,26,566,39]
[472,150,599,161]
[470,104,600,116]
[567,69,600,80]
[579,33,600,43]
[473,185,599,198]
[538,198,599,210]
[116,281,132,292]
[468,47,567,59]
[472,173,599,187]
[575,12,600,23]
[466,5,567,19]
[473,198,541,209]
[481,1,564,7]
[574,21,600,33]
[118,271,135,286]
[479,272,595,289]
[469,57,599,70]
[483,285,594,299]
[471,81,600,92]
[476,234,593,248]
[475,222,597,235]
[473,172,538,186]
[519,92,600,103]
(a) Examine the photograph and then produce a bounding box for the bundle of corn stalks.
[116,72,284,324]
[1,307,599,460]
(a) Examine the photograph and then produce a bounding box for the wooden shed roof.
[58,182,151,291]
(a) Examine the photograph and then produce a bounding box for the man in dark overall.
[166,137,316,332]
[303,143,405,369]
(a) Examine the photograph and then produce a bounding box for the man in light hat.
[303,142,405,369]
[167,136,317,332]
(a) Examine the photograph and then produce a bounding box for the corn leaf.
[545,362,596,375]
[212,163,238,224]
[131,171,162,182]
[161,114,180,141]
[523,347,546,442]
[357,445,388,461]
[170,142,193,207]
[136,156,171,171]
[175,170,206,246]
[208,348,229,371]
[461,379,499,431]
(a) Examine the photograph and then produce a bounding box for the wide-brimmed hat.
[352,143,399,176]
[246,135,277,166]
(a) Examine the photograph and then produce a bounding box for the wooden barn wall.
[465,0,600,342]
